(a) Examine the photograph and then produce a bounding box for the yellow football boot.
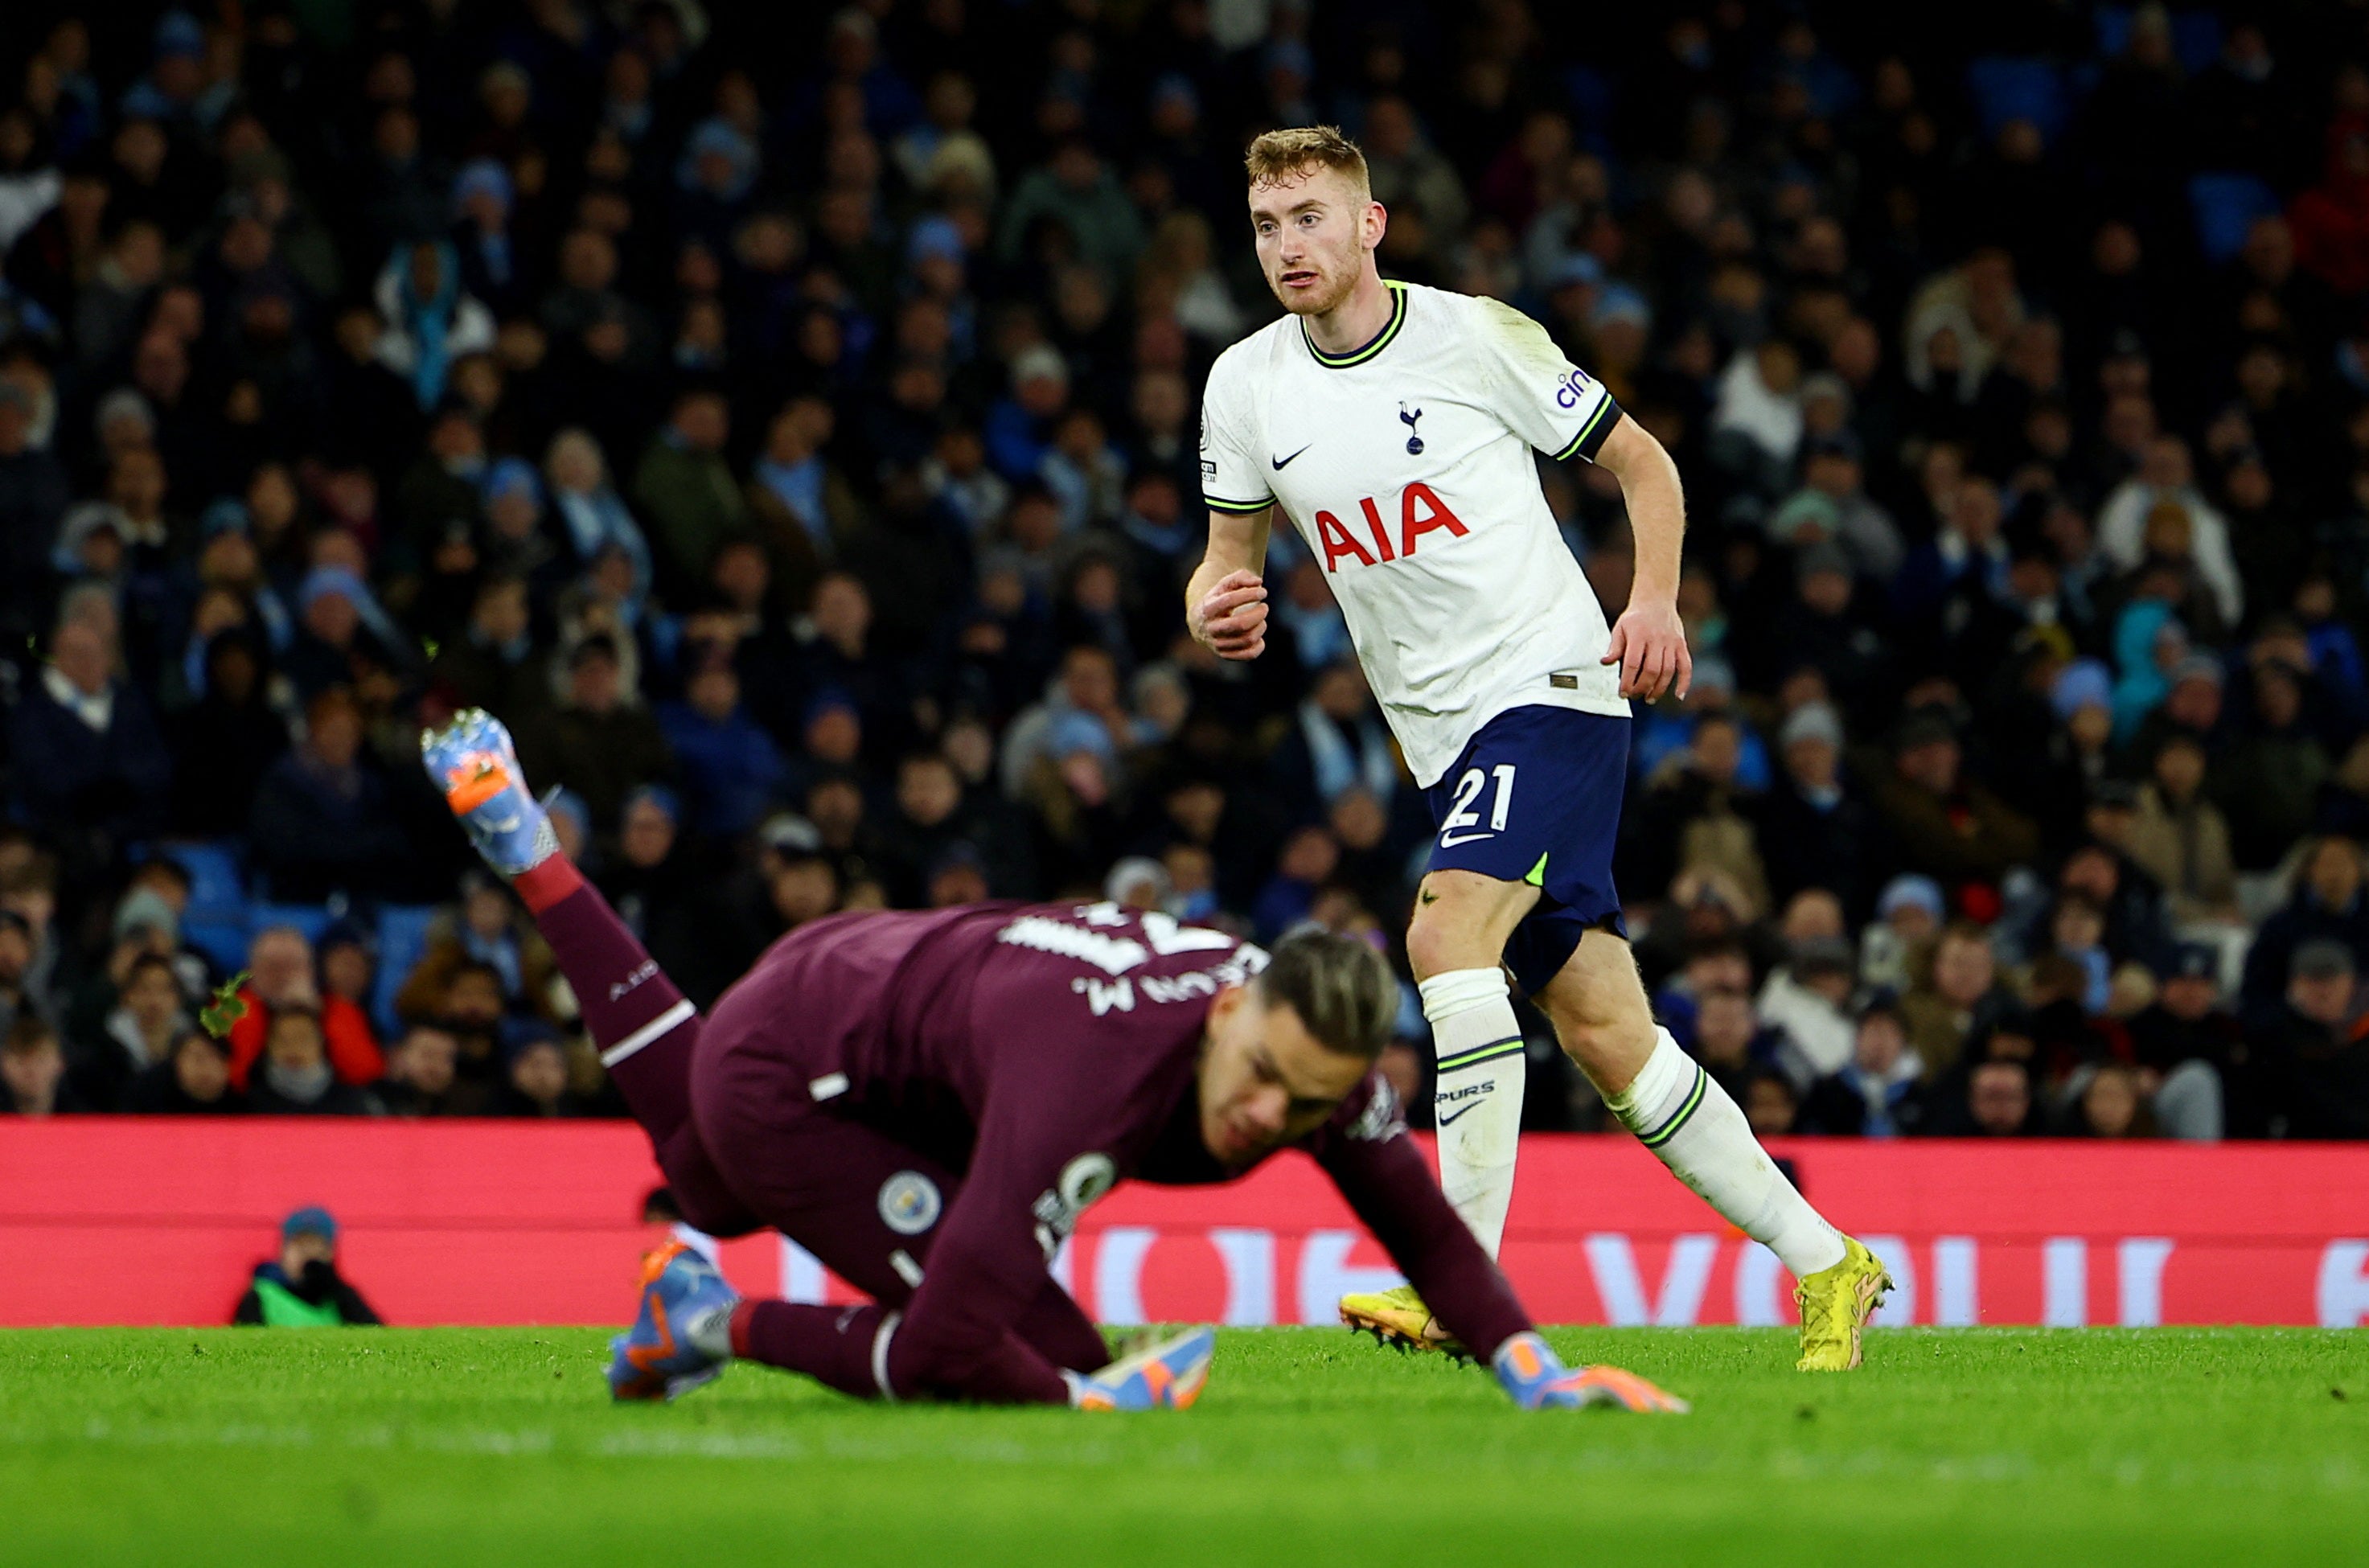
[1339,1284,1465,1357]
[1795,1235,1892,1371]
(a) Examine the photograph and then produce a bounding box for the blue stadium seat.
[1965,57,2069,145]
[372,904,442,1038]
[157,840,253,974]
[160,839,246,919]
[183,912,253,975]
[2190,172,2279,265]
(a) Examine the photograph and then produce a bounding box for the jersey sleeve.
[1470,296,1622,464]
[1304,1074,1533,1360]
[1198,347,1275,515]
[883,1083,1113,1399]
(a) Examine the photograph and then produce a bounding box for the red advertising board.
[2,1120,2366,1329]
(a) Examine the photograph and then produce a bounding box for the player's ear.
[1208,983,1251,1028]
[1365,199,1387,252]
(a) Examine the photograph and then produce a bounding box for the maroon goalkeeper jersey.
[695,900,1531,1375]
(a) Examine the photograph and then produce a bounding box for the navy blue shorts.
[1421,705,1630,996]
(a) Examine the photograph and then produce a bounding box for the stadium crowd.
[0,2,2365,1142]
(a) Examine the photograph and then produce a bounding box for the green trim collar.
[1300,281,1408,369]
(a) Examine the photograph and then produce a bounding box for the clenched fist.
[1190,569,1269,660]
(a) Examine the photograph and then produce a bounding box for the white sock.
[1606,1027,1846,1278]
[1421,968,1527,1259]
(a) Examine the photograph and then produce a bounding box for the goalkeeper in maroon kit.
[422,709,1684,1414]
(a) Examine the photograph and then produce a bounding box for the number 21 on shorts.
[1440,764,1515,843]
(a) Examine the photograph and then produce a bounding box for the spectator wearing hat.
[1768,542,1887,726]
[530,632,675,837]
[1754,700,1882,922]
[478,455,561,590]
[2260,940,2369,1140]
[449,157,523,317]
[1801,995,1928,1136]
[232,1207,383,1326]
[1858,873,1944,992]
[1864,708,2039,892]
[593,784,731,1005]
[2126,942,2239,1140]
[2030,658,2120,855]
[2240,835,2369,1032]
[283,564,380,701]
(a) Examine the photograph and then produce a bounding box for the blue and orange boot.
[419,708,559,876]
[607,1241,739,1402]
[1492,1331,1690,1413]
[1064,1325,1217,1411]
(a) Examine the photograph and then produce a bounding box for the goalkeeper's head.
[1243,125,1382,318]
[1197,926,1397,1169]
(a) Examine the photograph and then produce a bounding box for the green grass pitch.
[0,1327,2361,1566]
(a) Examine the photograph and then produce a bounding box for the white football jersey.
[1200,281,1628,787]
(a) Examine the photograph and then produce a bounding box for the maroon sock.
[522,858,697,1143]
[729,1299,893,1400]
[729,1300,1070,1405]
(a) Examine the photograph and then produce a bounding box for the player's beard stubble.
[1264,232,1361,318]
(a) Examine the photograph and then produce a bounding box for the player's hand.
[1601,598,1692,701]
[1191,569,1268,660]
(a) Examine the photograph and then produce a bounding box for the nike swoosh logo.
[1435,1101,1488,1127]
[1438,831,1494,847]
[1271,445,1312,470]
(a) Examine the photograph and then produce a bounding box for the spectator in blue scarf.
[372,240,494,409]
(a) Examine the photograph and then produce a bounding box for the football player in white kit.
[1186,126,1889,1370]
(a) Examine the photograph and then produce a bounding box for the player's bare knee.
[1406,872,1527,979]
